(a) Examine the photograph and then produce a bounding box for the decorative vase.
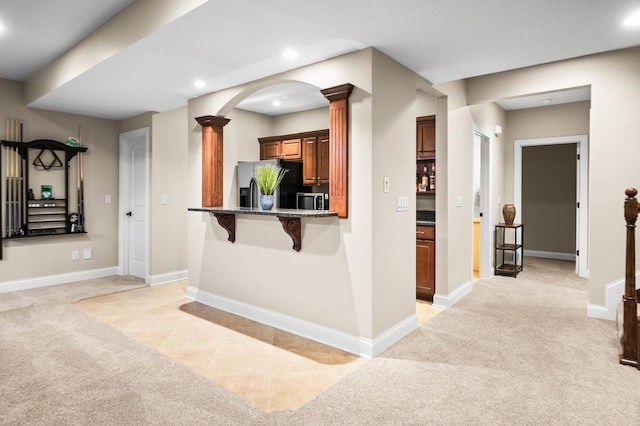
[502,204,516,225]
[260,194,274,210]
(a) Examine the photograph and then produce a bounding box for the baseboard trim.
[432,280,472,309]
[524,250,576,261]
[0,267,119,293]
[147,270,188,286]
[185,286,417,358]
[587,271,640,321]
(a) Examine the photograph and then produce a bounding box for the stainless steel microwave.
[296,192,328,210]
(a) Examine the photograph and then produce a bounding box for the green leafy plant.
[255,164,288,195]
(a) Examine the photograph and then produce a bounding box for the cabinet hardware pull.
[416,231,425,234]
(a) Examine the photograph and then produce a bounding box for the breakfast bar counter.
[188,207,338,251]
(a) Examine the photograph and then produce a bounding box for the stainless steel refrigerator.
[237,159,305,209]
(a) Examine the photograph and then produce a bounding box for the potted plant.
[255,164,288,210]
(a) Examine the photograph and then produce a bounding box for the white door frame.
[118,127,150,282]
[514,135,588,277]
[472,125,492,279]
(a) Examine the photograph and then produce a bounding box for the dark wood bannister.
[621,187,640,369]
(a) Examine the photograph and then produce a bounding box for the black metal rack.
[494,223,524,277]
[1,139,87,239]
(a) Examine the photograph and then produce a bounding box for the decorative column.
[321,83,354,219]
[195,115,230,207]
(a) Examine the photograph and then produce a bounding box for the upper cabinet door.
[302,136,317,185]
[260,141,281,160]
[317,135,330,184]
[281,138,302,160]
[417,115,435,159]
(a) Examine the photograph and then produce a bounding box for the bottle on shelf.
[429,163,436,191]
[421,166,428,187]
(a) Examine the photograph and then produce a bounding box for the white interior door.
[119,128,149,281]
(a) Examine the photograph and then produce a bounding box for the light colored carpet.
[2,259,639,425]
[0,275,146,312]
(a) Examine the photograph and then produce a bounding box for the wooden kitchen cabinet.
[302,132,330,185]
[260,140,281,160]
[416,225,435,300]
[417,115,435,159]
[259,138,302,160]
[281,138,302,159]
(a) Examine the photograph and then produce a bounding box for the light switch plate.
[83,249,92,260]
[396,196,409,212]
[161,195,169,205]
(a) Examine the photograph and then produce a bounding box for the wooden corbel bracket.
[278,217,302,252]
[213,213,235,243]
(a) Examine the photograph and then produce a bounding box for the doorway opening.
[118,127,149,282]
[472,127,491,280]
[514,135,588,277]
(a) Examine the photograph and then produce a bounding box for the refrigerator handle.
[249,177,258,208]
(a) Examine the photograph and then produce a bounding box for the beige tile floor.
[77,281,443,412]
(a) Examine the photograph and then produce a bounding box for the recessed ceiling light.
[282,48,298,60]
[0,22,6,33]
[623,10,640,27]
[193,80,206,88]
[541,98,552,104]
[272,100,281,107]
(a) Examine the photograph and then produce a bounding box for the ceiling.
[1,0,639,119]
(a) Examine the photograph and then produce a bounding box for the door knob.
[126,211,132,216]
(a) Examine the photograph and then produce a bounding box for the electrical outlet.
[71,250,79,260]
[383,177,390,193]
[105,195,112,204]
[161,195,169,205]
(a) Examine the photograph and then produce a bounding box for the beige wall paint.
[432,80,476,295]
[466,47,640,306]
[370,49,419,336]
[504,101,590,201]
[188,49,376,339]
[468,102,507,260]
[187,48,436,343]
[120,112,154,134]
[149,107,189,276]
[522,143,577,254]
[272,107,329,135]
[0,79,120,284]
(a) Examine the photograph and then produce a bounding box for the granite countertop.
[188,207,338,218]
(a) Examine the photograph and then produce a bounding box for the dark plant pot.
[502,204,516,225]
[260,194,274,210]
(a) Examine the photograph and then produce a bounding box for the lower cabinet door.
[416,239,435,298]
